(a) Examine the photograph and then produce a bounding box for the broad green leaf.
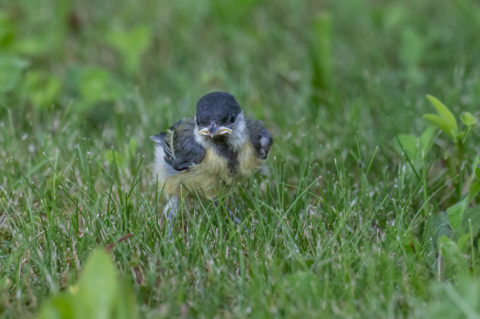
[469,181,480,203]
[426,95,458,137]
[25,71,61,109]
[456,233,470,252]
[0,55,29,93]
[447,198,468,231]
[437,235,454,246]
[394,129,434,172]
[396,134,418,162]
[473,155,480,180]
[106,26,152,74]
[79,67,113,104]
[113,282,139,319]
[38,294,75,319]
[425,276,480,318]
[460,112,477,127]
[75,250,119,319]
[437,235,468,277]
[463,206,480,240]
[423,114,456,141]
[71,66,120,110]
[37,249,137,319]
[456,130,465,141]
[419,126,436,158]
[425,211,452,250]
[469,156,480,202]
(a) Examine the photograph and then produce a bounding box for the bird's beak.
[198,122,233,137]
[214,126,233,136]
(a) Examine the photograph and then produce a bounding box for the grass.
[1,0,480,318]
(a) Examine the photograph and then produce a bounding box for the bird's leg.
[255,131,273,160]
[229,208,250,234]
[213,200,247,231]
[228,209,242,225]
[164,196,178,238]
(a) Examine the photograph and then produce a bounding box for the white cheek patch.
[257,136,271,159]
[259,136,270,148]
[228,113,246,150]
[153,145,178,183]
[194,113,247,151]
[194,125,210,148]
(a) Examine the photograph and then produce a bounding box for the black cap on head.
[196,92,242,126]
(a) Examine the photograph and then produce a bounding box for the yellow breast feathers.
[163,141,262,199]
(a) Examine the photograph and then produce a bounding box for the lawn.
[1,0,480,318]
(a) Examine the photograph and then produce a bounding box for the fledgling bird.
[151,91,273,221]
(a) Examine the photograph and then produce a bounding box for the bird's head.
[194,92,246,149]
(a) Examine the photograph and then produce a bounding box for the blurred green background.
[1,0,480,317]
[1,0,479,151]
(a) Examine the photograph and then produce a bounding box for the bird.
[151,91,273,224]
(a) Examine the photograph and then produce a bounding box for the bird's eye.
[229,114,236,123]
